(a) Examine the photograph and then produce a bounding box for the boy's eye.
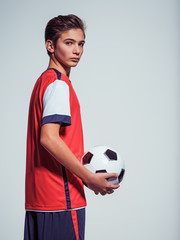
[65,41,72,45]
[79,42,84,47]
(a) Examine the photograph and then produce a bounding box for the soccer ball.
[82,146,125,184]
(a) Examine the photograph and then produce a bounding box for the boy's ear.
[46,40,54,54]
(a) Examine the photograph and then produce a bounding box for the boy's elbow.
[40,134,47,147]
[40,131,53,149]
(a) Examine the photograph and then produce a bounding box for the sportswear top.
[25,68,86,211]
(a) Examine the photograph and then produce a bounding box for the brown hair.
[45,14,86,55]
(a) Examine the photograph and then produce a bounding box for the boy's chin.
[70,62,79,67]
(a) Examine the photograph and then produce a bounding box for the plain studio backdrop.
[0,0,179,239]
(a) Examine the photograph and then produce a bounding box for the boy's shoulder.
[39,68,70,86]
[40,68,59,81]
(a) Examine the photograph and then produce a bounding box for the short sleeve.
[42,80,71,126]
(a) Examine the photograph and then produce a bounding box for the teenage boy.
[24,14,119,240]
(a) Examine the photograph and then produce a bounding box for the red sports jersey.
[25,68,86,211]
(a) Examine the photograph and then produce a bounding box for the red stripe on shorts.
[71,210,79,240]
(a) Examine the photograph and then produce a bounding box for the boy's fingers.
[105,172,118,179]
[100,191,106,196]
[104,172,120,189]
[107,189,114,194]
[110,184,120,189]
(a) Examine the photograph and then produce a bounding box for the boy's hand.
[84,172,120,196]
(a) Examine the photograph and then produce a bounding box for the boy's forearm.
[40,131,92,183]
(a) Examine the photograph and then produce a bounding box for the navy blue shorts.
[24,208,85,240]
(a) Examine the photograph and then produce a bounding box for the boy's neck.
[48,58,71,77]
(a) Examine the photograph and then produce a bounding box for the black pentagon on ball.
[96,169,107,173]
[104,149,117,160]
[82,152,93,164]
[118,169,125,183]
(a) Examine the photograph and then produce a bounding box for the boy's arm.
[40,123,119,195]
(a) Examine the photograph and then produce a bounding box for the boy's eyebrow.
[64,38,85,43]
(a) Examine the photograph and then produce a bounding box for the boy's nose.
[73,45,80,54]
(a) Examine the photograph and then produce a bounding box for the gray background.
[0,0,179,239]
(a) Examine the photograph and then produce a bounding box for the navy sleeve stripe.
[42,114,71,126]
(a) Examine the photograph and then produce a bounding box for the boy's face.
[50,29,85,69]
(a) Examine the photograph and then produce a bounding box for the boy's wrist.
[80,166,95,186]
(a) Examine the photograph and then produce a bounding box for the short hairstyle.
[45,14,86,55]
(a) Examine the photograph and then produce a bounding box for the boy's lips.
[71,58,80,62]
